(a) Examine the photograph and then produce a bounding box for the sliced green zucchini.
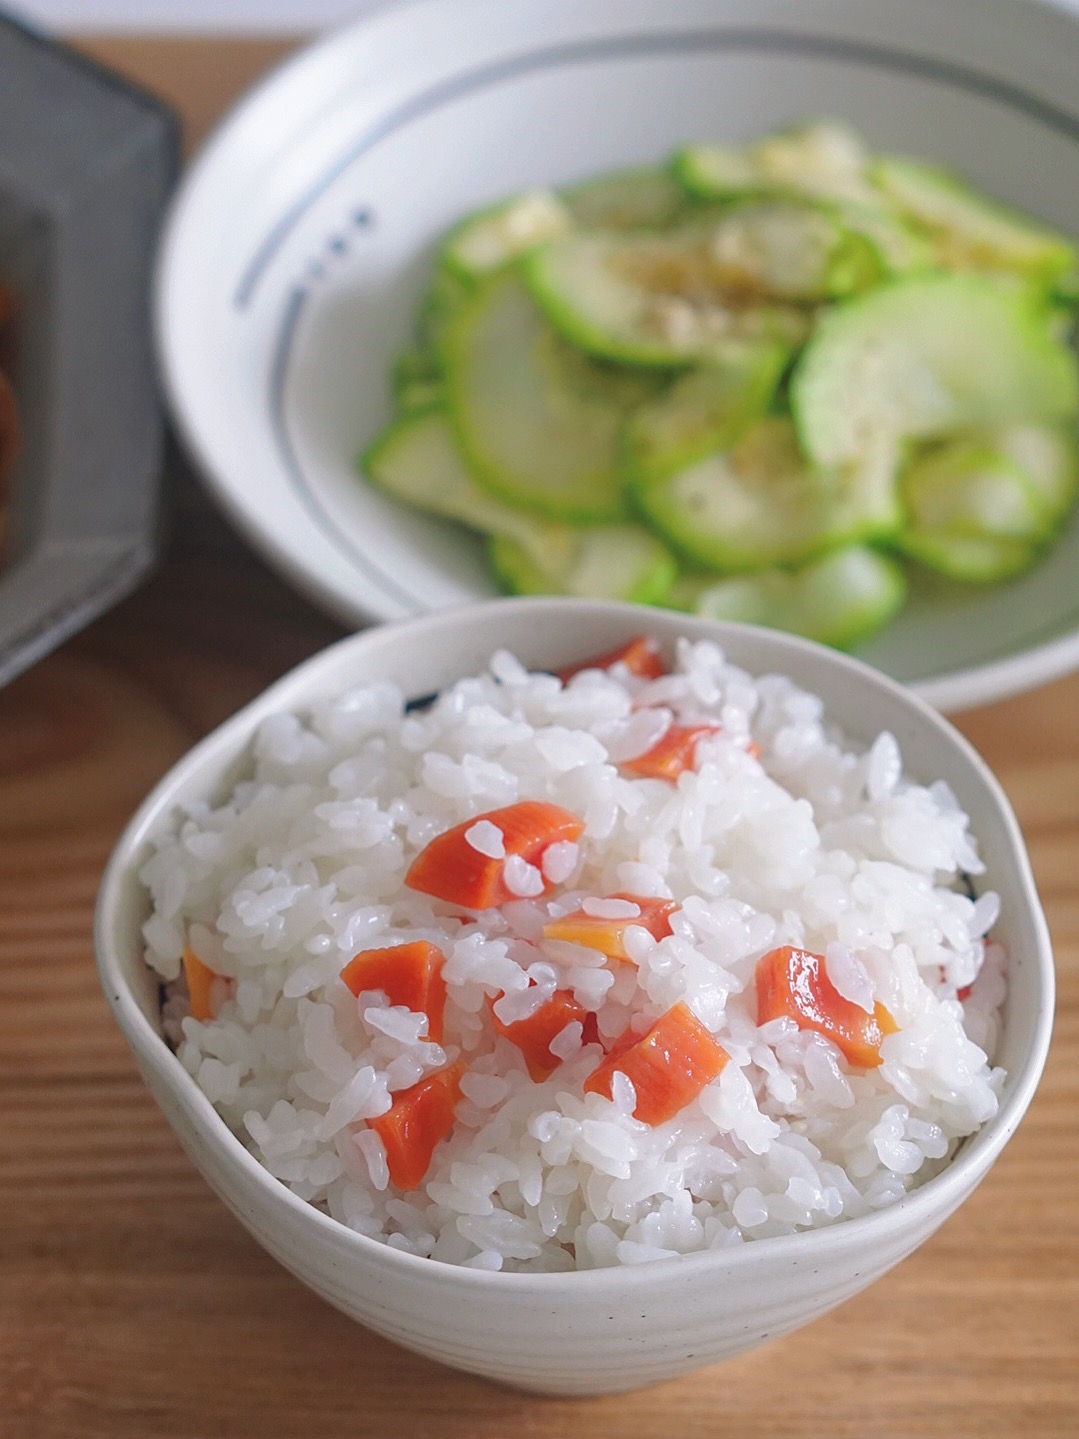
[674,142,758,202]
[676,544,907,649]
[621,341,789,481]
[837,202,935,277]
[363,407,678,602]
[900,441,1054,540]
[524,202,878,367]
[489,525,677,604]
[896,438,1054,583]
[991,423,1079,527]
[363,405,519,532]
[442,189,573,279]
[561,165,690,230]
[792,273,1079,467]
[870,157,1077,281]
[631,416,901,571]
[675,121,876,206]
[442,270,658,521]
[900,532,1040,584]
[707,200,883,299]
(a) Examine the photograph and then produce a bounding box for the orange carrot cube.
[557,635,666,683]
[542,893,678,960]
[619,723,722,782]
[584,1002,729,1125]
[367,1059,467,1191]
[404,801,584,909]
[755,945,897,1069]
[488,988,588,1082]
[340,940,448,1043]
[182,944,223,1022]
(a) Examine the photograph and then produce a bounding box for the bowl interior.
[158,0,1079,709]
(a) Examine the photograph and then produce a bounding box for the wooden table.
[1,37,1076,1439]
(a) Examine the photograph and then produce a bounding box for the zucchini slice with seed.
[363,405,523,534]
[442,189,573,280]
[561,165,691,230]
[675,544,907,650]
[901,533,1041,584]
[900,442,1054,541]
[870,157,1078,281]
[837,202,935,277]
[791,273,1079,467]
[631,416,901,571]
[363,407,677,603]
[675,122,877,206]
[621,341,790,482]
[524,202,878,366]
[895,436,1059,583]
[991,423,1079,528]
[489,526,678,604]
[443,270,659,522]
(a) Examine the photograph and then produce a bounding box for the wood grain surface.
[1,36,1077,1439]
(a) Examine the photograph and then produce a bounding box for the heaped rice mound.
[140,637,1005,1271]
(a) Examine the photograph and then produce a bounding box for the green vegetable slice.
[525,203,877,366]
[870,157,1078,280]
[631,416,901,571]
[363,407,677,602]
[990,423,1079,527]
[837,203,935,277]
[894,436,1060,583]
[791,273,1079,467]
[561,165,690,230]
[489,526,678,604]
[363,405,520,532]
[621,341,790,481]
[443,270,659,521]
[900,441,1054,540]
[442,189,573,279]
[901,532,1041,584]
[674,121,877,206]
[674,544,907,650]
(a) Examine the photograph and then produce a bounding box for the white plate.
[155,0,1079,713]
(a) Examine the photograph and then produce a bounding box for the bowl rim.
[95,597,1056,1291]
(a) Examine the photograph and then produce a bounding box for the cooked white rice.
[140,638,1006,1272]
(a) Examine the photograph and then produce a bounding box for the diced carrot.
[489,987,587,1081]
[367,1059,467,1191]
[557,635,667,684]
[956,983,973,1002]
[583,1002,729,1125]
[542,893,678,961]
[404,800,584,909]
[755,945,898,1069]
[340,940,448,1043]
[182,944,221,1022]
[619,723,722,781]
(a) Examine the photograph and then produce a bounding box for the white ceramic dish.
[155,0,1079,715]
[95,597,1053,1396]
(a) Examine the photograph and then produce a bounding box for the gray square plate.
[0,15,178,686]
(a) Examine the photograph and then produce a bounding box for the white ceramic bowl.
[95,598,1053,1396]
[155,0,1079,712]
